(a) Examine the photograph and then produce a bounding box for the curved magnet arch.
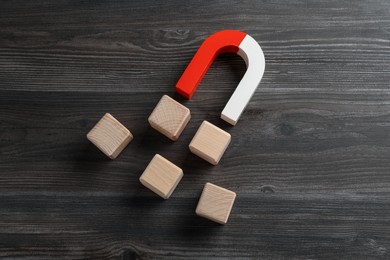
[175,30,265,125]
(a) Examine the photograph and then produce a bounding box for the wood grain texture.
[196,182,236,224]
[87,113,133,159]
[1,0,390,259]
[148,95,191,141]
[140,154,183,199]
[189,121,231,165]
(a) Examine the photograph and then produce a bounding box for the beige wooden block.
[196,182,236,224]
[148,95,191,141]
[140,154,183,199]
[87,113,133,159]
[189,121,231,165]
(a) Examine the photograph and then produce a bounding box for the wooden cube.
[87,113,133,159]
[189,121,231,165]
[196,182,236,224]
[139,154,183,199]
[148,95,191,141]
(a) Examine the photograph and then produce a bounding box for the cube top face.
[140,154,183,199]
[148,95,191,141]
[196,182,236,224]
[189,121,231,165]
[87,113,133,159]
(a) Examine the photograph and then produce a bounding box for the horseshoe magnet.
[176,30,265,125]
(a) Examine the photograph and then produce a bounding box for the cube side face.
[109,134,133,159]
[173,111,191,140]
[87,113,133,159]
[189,144,217,165]
[139,154,183,199]
[148,95,191,141]
[196,183,236,224]
[189,121,231,165]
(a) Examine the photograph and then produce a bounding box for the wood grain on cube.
[86,113,133,159]
[189,121,231,165]
[196,183,236,224]
[140,154,183,199]
[148,95,191,141]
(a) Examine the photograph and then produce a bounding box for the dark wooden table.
[1,1,390,259]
